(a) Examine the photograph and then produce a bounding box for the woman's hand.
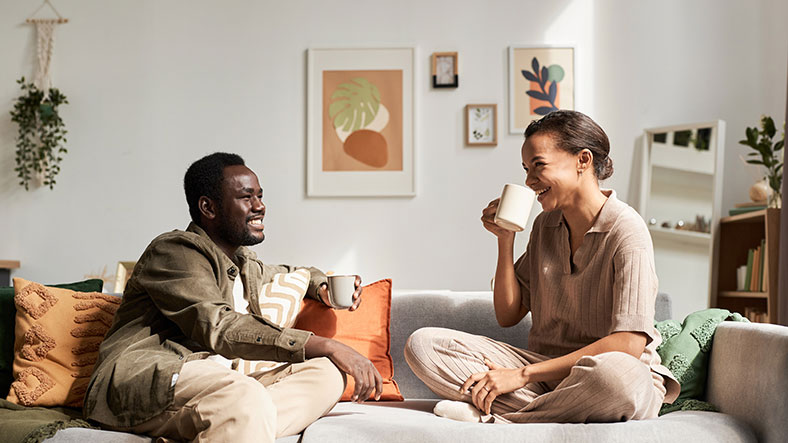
[460,359,527,414]
[481,199,515,240]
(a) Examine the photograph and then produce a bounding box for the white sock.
[433,400,483,423]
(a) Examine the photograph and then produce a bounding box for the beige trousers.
[404,327,666,423]
[120,357,345,442]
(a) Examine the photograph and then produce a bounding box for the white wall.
[1,1,785,310]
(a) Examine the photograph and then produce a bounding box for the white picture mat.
[508,45,576,135]
[307,47,416,197]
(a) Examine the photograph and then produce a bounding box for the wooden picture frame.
[307,47,416,197]
[432,52,458,88]
[465,104,497,146]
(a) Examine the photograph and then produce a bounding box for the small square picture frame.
[432,52,458,88]
[466,104,497,146]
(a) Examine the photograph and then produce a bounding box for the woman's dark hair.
[184,152,246,223]
[524,110,613,180]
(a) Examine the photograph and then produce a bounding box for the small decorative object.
[11,3,69,191]
[675,220,685,230]
[307,48,415,196]
[661,221,671,229]
[508,46,575,134]
[432,52,458,88]
[648,218,657,226]
[694,215,710,233]
[739,115,784,208]
[465,104,497,146]
[749,179,771,203]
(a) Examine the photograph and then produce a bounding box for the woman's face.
[521,133,582,212]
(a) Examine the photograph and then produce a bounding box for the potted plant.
[740,115,784,208]
[10,77,68,190]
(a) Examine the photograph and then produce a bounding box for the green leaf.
[746,160,764,165]
[328,78,381,133]
[762,116,776,138]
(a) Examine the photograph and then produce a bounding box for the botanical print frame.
[465,104,497,146]
[432,52,458,88]
[307,47,415,197]
[508,45,575,134]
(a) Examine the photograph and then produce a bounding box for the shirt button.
[178,355,183,360]
[288,340,296,346]
[256,337,262,342]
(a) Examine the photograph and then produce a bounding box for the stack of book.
[744,307,768,323]
[741,239,767,292]
[729,201,767,216]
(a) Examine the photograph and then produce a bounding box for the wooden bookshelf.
[712,208,780,323]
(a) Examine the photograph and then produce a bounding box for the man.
[84,152,381,442]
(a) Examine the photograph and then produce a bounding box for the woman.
[405,110,679,423]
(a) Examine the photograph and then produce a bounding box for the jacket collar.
[186,222,258,279]
[544,189,622,233]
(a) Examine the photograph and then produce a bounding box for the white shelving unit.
[637,121,726,321]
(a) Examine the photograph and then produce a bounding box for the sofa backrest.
[389,290,672,399]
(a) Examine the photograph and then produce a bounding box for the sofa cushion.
[0,279,104,399]
[295,279,402,401]
[302,400,756,443]
[6,278,120,407]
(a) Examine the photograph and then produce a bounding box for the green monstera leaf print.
[328,78,381,133]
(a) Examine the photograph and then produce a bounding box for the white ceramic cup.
[327,275,356,309]
[494,184,535,232]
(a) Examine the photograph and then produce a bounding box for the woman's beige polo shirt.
[514,189,680,402]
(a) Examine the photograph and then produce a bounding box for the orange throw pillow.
[294,278,402,401]
[6,278,120,407]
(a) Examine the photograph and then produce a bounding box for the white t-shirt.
[207,277,246,368]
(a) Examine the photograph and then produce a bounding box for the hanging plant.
[10,76,68,190]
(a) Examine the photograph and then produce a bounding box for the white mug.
[494,184,535,232]
[327,275,356,309]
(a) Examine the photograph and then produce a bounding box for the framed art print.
[465,104,497,146]
[307,47,415,196]
[432,52,458,88]
[508,46,575,134]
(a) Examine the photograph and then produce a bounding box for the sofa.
[43,290,787,443]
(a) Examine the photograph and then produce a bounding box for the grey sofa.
[46,290,787,443]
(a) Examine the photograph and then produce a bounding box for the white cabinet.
[637,121,726,321]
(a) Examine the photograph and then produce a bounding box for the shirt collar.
[544,189,623,233]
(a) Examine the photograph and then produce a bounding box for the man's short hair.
[184,152,246,224]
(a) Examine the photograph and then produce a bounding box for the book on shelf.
[758,238,766,292]
[744,248,753,291]
[734,200,767,208]
[729,205,766,216]
[750,245,760,292]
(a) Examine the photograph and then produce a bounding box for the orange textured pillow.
[6,278,120,407]
[294,278,402,401]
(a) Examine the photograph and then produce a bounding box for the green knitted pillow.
[655,308,748,415]
[0,279,105,398]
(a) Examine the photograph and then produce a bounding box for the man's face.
[215,165,266,247]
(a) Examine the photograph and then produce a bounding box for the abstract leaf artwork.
[307,48,414,196]
[509,46,574,134]
[322,70,402,171]
[521,57,564,116]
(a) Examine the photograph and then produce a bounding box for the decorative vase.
[749,179,770,203]
[767,189,782,209]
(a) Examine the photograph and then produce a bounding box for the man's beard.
[217,217,264,247]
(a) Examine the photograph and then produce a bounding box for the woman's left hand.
[461,359,528,415]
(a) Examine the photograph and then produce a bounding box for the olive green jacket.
[83,223,327,427]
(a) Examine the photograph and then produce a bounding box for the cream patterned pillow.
[237,269,310,374]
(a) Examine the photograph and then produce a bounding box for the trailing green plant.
[739,115,784,207]
[10,77,68,190]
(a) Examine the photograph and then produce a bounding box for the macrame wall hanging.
[10,0,70,190]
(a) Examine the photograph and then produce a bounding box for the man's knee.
[311,356,346,400]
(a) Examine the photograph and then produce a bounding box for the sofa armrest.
[706,322,788,443]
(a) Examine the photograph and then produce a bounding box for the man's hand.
[460,359,527,414]
[318,275,364,311]
[305,335,382,402]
